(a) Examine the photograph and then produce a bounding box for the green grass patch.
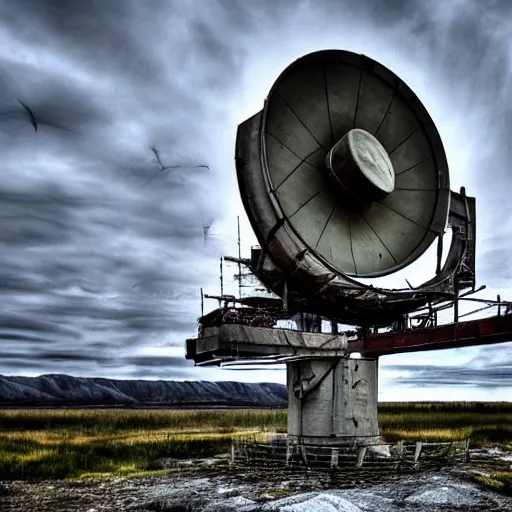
[474,472,512,496]
[0,433,233,480]
[0,403,510,480]
[378,402,512,446]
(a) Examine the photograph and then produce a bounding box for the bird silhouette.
[200,210,213,244]
[142,146,210,187]
[18,100,38,131]
[14,99,77,134]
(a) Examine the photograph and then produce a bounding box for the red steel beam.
[360,314,512,356]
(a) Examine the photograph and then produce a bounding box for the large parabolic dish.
[187,49,487,451]
[262,50,450,277]
[236,50,474,325]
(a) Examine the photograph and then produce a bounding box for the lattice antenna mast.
[237,216,242,299]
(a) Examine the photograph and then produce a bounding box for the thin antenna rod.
[220,257,224,298]
[237,216,242,299]
[436,233,443,275]
[200,287,204,317]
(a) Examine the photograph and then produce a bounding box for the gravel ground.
[1,460,511,512]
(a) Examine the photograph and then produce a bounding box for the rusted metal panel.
[187,314,512,364]
[361,315,512,356]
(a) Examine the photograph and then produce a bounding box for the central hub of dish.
[324,129,395,205]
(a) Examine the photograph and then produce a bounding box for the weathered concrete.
[187,324,350,363]
[287,358,380,446]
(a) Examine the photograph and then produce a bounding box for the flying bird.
[200,210,231,248]
[14,99,77,134]
[18,100,37,131]
[200,210,213,244]
[0,97,79,141]
[142,146,210,187]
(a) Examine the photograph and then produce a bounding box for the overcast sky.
[0,0,511,400]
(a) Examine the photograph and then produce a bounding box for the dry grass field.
[0,403,510,481]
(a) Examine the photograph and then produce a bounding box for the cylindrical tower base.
[287,357,380,446]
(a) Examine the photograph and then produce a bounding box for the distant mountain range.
[0,374,287,408]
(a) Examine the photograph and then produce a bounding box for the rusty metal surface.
[232,436,469,472]
[359,314,512,356]
[186,313,512,365]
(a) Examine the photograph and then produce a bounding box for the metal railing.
[230,435,470,472]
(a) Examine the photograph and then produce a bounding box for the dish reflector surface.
[262,50,449,277]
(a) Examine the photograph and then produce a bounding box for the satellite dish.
[189,48,483,453]
[260,50,450,277]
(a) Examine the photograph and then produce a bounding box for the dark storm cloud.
[0,0,164,86]
[0,0,243,379]
[0,313,79,338]
[0,350,108,372]
[0,349,193,375]
[0,185,89,247]
[388,363,512,388]
[0,360,45,370]
[469,342,512,370]
[0,334,55,343]
[36,351,107,362]
[124,356,192,368]
[0,63,108,135]
[0,0,511,386]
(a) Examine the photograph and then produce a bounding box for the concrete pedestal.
[287,357,380,446]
